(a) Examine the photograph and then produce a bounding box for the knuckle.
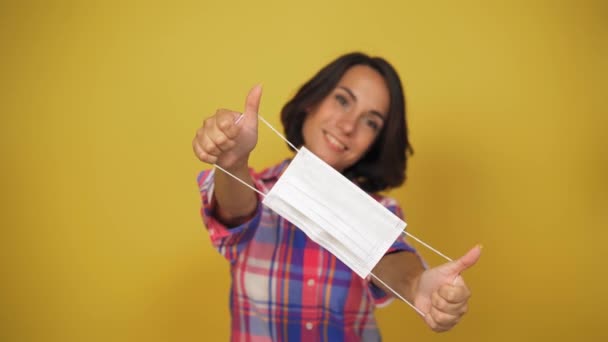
[432,293,447,310]
[436,300,448,311]
[203,141,218,153]
[215,134,228,146]
[198,151,213,164]
[218,117,232,131]
[197,149,216,164]
[432,310,447,324]
[216,108,233,119]
[445,290,458,302]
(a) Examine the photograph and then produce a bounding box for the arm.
[213,164,257,226]
[372,251,425,303]
[193,85,263,226]
[372,245,482,332]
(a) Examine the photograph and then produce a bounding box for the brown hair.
[281,52,413,193]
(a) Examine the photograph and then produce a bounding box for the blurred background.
[1,0,606,341]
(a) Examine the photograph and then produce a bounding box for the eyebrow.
[338,86,387,121]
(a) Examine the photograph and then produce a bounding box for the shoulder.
[370,192,399,207]
[370,192,404,219]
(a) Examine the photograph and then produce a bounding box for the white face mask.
[262,147,405,279]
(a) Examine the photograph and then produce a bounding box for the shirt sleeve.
[197,168,264,263]
[366,199,427,307]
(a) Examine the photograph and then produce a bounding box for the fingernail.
[234,114,244,124]
[477,243,484,250]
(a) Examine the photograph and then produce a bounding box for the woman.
[193,52,481,341]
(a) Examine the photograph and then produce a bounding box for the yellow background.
[2,0,606,341]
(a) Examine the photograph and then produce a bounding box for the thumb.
[243,84,263,120]
[447,244,483,276]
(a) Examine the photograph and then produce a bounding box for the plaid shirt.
[197,160,415,342]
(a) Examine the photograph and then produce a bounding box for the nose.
[336,113,356,135]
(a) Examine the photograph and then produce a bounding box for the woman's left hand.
[413,245,482,332]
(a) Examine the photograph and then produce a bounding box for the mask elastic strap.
[217,162,452,264]
[257,114,300,152]
[212,113,453,317]
[402,232,452,262]
[213,162,426,316]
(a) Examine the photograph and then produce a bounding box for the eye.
[365,118,379,131]
[362,116,382,132]
[335,94,349,107]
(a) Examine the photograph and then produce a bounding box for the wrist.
[220,157,250,174]
[405,272,422,303]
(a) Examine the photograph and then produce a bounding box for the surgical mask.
[262,146,404,279]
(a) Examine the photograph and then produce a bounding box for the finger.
[452,274,466,286]
[423,313,443,332]
[192,140,218,164]
[438,283,471,304]
[444,244,483,277]
[432,289,468,315]
[202,138,221,156]
[243,84,263,121]
[424,308,458,333]
[208,128,236,152]
[457,244,482,271]
[428,306,461,331]
[193,126,215,157]
[195,130,222,157]
[215,109,243,139]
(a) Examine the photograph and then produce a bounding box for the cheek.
[355,131,378,150]
[301,115,319,144]
[301,119,311,144]
[315,99,339,117]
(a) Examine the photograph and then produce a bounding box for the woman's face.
[302,65,390,172]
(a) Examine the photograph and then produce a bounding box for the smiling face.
[301,65,390,172]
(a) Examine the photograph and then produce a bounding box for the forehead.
[337,65,390,112]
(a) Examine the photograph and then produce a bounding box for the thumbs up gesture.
[193,84,263,170]
[414,245,482,332]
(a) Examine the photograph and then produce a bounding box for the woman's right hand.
[192,85,263,171]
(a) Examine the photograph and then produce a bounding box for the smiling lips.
[323,131,347,151]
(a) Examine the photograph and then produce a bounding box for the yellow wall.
[2,0,606,341]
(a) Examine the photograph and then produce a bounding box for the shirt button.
[306,322,313,330]
[307,279,315,287]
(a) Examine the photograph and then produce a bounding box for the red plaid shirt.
[197,159,416,342]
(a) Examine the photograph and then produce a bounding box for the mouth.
[323,130,347,151]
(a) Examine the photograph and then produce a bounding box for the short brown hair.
[281,52,413,193]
